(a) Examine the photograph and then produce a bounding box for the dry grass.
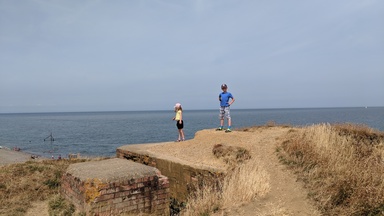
[278,123,384,215]
[48,194,76,216]
[212,144,251,167]
[221,159,270,207]
[238,121,292,132]
[0,158,106,216]
[183,158,271,215]
[183,180,222,216]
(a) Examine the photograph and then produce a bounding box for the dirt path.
[149,127,321,215]
[26,201,49,216]
[224,127,320,215]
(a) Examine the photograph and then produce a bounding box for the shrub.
[212,144,251,167]
[48,194,75,216]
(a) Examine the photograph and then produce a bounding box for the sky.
[1,0,383,113]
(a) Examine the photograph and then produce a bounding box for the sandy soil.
[149,127,320,215]
[15,127,320,215]
[0,148,35,166]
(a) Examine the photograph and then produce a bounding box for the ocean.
[0,107,383,158]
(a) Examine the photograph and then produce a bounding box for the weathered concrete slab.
[66,157,159,182]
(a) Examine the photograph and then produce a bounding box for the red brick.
[95,193,114,202]
[158,193,167,199]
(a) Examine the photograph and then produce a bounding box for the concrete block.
[61,158,169,215]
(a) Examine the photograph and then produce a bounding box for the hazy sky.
[1,0,383,113]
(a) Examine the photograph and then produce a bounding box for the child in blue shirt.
[217,84,235,132]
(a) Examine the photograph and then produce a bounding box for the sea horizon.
[1,107,383,158]
[1,105,382,115]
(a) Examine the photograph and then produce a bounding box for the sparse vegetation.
[183,158,271,215]
[212,144,251,167]
[48,194,76,216]
[179,144,268,215]
[239,122,292,132]
[278,123,384,215]
[0,158,105,216]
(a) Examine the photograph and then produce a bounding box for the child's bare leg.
[178,129,183,141]
[180,129,185,140]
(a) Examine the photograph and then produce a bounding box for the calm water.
[0,107,383,158]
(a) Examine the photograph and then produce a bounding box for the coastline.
[0,148,38,166]
[0,108,382,159]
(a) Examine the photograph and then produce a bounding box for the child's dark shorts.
[176,120,184,129]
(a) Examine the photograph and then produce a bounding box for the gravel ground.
[0,148,35,166]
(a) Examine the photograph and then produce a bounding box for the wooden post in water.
[44,132,55,142]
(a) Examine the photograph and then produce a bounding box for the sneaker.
[216,127,223,131]
[225,128,232,133]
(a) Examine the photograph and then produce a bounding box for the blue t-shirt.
[219,91,233,107]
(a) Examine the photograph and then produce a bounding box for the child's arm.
[229,97,235,106]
